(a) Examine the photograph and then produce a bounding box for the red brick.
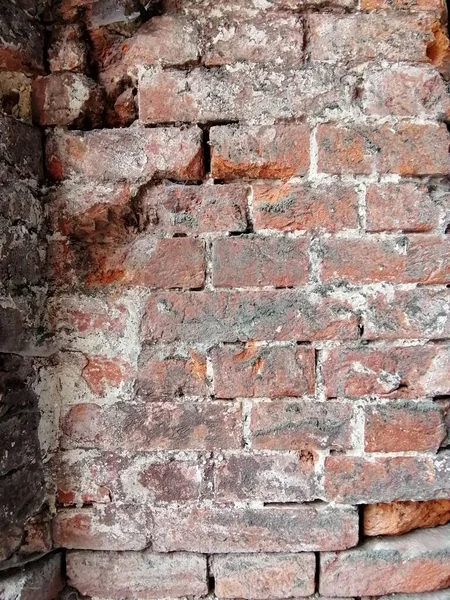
[364,401,445,452]
[213,236,309,288]
[250,400,353,451]
[163,0,357,14]
[364,288,450,340]
[61,401,243,451]
[153,504,359,552]
[0,554,64,600]
[97,15,199,96]
[322,345,450,399]
[32,73,104,127]
[139,64,351,124]
[324,453,450,503]
[211,553,316,599]
[46,126,204,182]
[140,183,249,234]
[48,24,87,72]
[108,87,137,127]
[212,344,314,398]
[320,524,450,597]
[362,67,450,118]
[53,505,151,550]
[214,451,319,502]
[143,290,359,344]
[83,237,205,288]
[361,0,443,10]
[136,345,206,400]
[81,356,134,396]
[67,550,207,598]
[56,450,206,505]
[364,499,450,536]
[210,124,310,180]
[366,182,443,233]
[253,182,358,233]
[320,235,450,284]
[48,295,129,339]
[203,14,303,66]
[310,14,437,64]
[317,123,450,176]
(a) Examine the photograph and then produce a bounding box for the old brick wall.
[3,0,450,596]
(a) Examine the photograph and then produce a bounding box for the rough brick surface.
[67,551,208,598]
[320,524,450,596]
[143,290,359,343]
[253,182,358,232]
[317,123,450,176]
[211,553,316,599]
[364,500,450,536]
[323,345,450,398]
[210,124,310,179]
[249,400,353,451]
[153,504,359,552]
[211,344,315,398]
[212,236,309,288]
[46,127,204,182]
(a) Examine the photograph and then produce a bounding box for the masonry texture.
[1,0,450,597]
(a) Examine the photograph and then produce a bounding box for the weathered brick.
[67,550,207,598]
[324,453,450,503]
[97,15,199,96]
[253,182,358,233]
[310,14,438,64]
[320,524,450,597]
[153,504,359,552]
[140,183,249,234]
[364,499,450,536]
[213,236,309,288]
[214,451,319,502]
[323,345,450,398]
[364,288,450,340]
[139,64,351,124]
[32,73,104,127]
[210,124,310,180]
[320,235,450,284]
[163,0,357,14]
[364,401,445,452]
[46,126,204,182]
[53,505,151,550]
[317,123,450,176]
[362,67,450,118]
[250,400,353,451]
[136,344,207,400]
[0,0,44,73]
[56,450,206,505]
[366,183,443,233]
[211,344,314,398]
[0,553,64,600]
[61,401,243,451]
[204,14,303,66]
[82,237,205,288]
[81,356,134,397]
[48,24,87,72]
[143,289,359,344]
[211,553,316,599]
[361,0,443,10]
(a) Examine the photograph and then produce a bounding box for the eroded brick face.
[9,0,450,595]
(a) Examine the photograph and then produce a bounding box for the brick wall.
[2,0,450,596]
